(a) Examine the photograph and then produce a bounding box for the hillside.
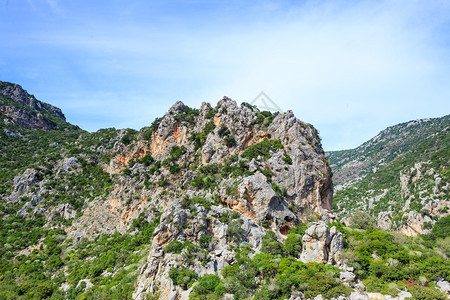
[327,115,449,235]
[0,82,448,300]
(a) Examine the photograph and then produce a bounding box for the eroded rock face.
[300,221,343,264]
[9,168,39,203]
[0,81,65,120]
[57,97,334,299]
[0,106,57,130]
[399,211,433,236]
[133,204,265,300]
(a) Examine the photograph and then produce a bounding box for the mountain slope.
[0,82,448,300]
[327,115,449,235]
[0,81,75,130]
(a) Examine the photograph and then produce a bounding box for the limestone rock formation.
[133,204,265,300]
[300,221,343,264]
[0,81,66,130]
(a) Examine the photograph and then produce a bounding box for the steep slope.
[1,82,448,300]
[327,115,449,235]
[0,81,74,130]
[0,87,336,299]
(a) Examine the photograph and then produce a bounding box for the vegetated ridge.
[0,81,448,300]
[327,115,449,236]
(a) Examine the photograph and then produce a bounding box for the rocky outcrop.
[300,221,343,264]
[0,81,66,130]
[0,106,58,130]
[0,81,65,120]
[9,168,39,203]
[399,211,433,236]
[133,204,265,300]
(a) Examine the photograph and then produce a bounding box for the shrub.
[241,138,283,160]
[261,231,283,256]
[226,219,244,242]
[284,233,302,257]
[192,274,221,295]
[169,267,197,289]
[165,241,184,254]
[199,234,212,249]
[139,153,153,166]
[283,155,292,165]
[349,211,376,229]
[224,136,236,147]
[408,285,447,300]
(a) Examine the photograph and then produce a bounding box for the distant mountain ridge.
[0,81,71,130]
[327,115,449,235]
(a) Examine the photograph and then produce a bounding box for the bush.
[199,234,212,249]
[226,219,244,242]
[284,232,302,257]
[261,231,283,256]
[169,267,197,289]
[224,136,236,147]
[283,155,292,165]
[408,285,448,300]
[241,138,283,160]
[165,241,184,254]
[349,211,376,229]
[192,274,221,295]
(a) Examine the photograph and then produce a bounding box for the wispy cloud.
[1,0,449,150]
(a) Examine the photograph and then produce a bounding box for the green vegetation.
[189,121,216,150]
[329,115,450,226]
[0,209,160,299]
[241,138,283,160]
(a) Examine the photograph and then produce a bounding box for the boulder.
[300,222,343,264]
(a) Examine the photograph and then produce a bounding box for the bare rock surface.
[300,221,343,264]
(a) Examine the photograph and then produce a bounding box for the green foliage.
[138,153,154,166]
[191,274,221,297]
[199,234,212,249]
[181,196,213,210]
[242,138,283,160]
[261,231,283,256]
[165,241,184,254]
[173,105,199,125]
[408,285,448,300]
[226,219,244,242]
[349,211,376,229]
[282,154,292,165]
[120,129,137,145]
[255,111,279,126]
[284,232,302,257]
[431,215,450,241]
[0,209,161,299]
[205,108,217,119]
[169,267,198,289]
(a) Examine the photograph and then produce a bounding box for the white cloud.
[4,0,450,149]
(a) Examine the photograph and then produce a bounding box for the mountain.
[0,81,75,130]
[0,82,448,300]
[327,115,449,235]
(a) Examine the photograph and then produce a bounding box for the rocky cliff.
[0,83,448,300]
[0,81,67,130]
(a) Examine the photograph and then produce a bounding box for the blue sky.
[1,0,449,151]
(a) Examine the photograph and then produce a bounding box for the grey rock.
[9,168,39,203]
[348,292,369,300]
[436,279,450,293]
[397,290,413,300]
[340,271,356,283]
[57,157,80,175]
[300,222,343,264]
[377,211,392,230]
[3,128,21,136]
